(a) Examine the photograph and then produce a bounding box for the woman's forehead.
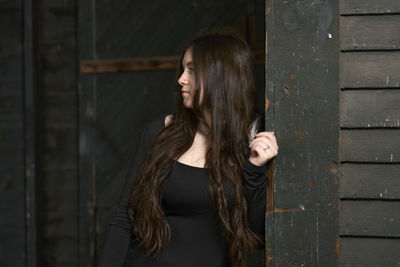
[182,48,193,66]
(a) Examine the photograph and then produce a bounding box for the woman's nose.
[178,73,187,85]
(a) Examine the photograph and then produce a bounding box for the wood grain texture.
[340,89,400,128]
[80,51,265,74]
[0,1,26,266]
[36,0,79,266]
[341,15,400,50]
[339,237,400,266]
[340,200,400,237]
[80,56,180,73]
[340,129,400,162]
[340,163,400,199]
[265,0,339,265]
[78,0,97,265]
[341,52,400,88]
[341,0,400,14]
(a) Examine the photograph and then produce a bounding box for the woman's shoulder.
[144,112,174,135]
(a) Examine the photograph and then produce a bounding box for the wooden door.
[78,1,266,266]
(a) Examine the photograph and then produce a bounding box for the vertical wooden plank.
[265,0,340,265]
[78,0,97,266]
[264,4,276,266]
[35,0,79,265]
[0,1,26,266]
[23,0,38,266]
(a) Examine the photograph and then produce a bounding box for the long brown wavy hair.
[128,33,265,267]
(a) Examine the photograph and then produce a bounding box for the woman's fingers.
[248,131,279,166]
[250,139,278,157]
[255,132,278,148]
[250,134,278,151]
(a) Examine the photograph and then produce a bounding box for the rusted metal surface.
[265,0,340,265]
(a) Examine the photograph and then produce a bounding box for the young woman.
[100,33,279,267]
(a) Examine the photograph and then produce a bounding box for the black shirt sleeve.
[99,116,163,267]
[242,117,268,244]
[242,158,268,240]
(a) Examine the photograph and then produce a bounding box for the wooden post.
[24,0,38,265]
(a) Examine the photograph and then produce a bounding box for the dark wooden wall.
[1,0,266,266]
[0,1,26,266]
[265,0,340,265]
[36,0,79,266]
[1,0,79,266]
[339,0,400,266]
[7,0,400,266]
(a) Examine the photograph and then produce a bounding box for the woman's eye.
[187,68,194,73]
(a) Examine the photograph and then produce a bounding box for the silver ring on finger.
[263,144,270,151]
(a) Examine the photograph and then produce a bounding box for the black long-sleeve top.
[99,114,268,267]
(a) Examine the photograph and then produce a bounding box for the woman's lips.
[181,90,190,95]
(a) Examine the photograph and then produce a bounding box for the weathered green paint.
[265,0,340,265]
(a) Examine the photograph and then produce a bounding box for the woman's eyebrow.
[182,61,193,67]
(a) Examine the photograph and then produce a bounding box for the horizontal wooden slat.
[340,163,400,199]
[80,56,180,73]
[341,0,400,15]
[341,52,400,88]
[339,237,400,266]
[80,51,265,74]
[340,129,400,162]
[340,200,400,236]
[341,15,400,50]
[340,90,400,128]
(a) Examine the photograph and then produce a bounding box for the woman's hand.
[249,131,278,167]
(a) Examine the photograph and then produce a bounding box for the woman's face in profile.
[178,48,203,109]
